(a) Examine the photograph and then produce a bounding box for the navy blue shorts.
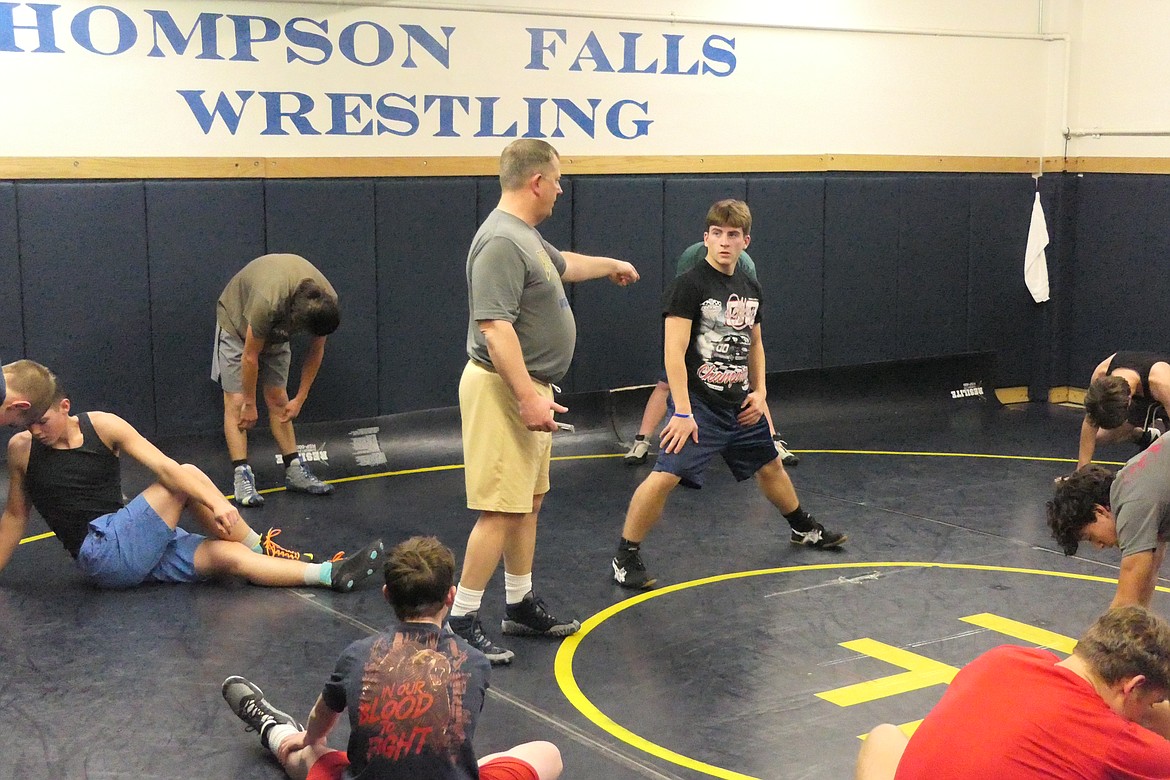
[76,494,205,588]
[653,395,777,489]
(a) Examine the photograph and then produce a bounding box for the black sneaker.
[221,676,302,748]
[612,549,657,590]
[501,592,580,637]
[1138,426,1163,450]
[790,520,847,550]
[448,611,515,665]
[328,539,384,592]
[773,436,800,467]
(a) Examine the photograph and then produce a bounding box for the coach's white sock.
[504,572,533,605]
[451,586,484,617]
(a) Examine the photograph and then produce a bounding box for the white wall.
[0,0,1070,160]
[1064,0,1170,157]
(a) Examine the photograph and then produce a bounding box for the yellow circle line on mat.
[554,561,1162,780]
[16,449,1123,546]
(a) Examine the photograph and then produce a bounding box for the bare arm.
[478,320,564,432]
[1111,546,1165,608]
[1077,416,1099,470]
[658,316,698,454]
[738,323,767,426]
[0,435,33,574]
[91,412,241,536]
[276,695,341,763]
[561,251,639,285]
[237,325,266,430]
[1077,356,1115,469]
[1147,362,1170,409]
[279,335,327,423]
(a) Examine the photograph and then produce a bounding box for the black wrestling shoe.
[328,539,384,592]
[790,519,848,550]
[612,548,657,590]
[222,676,301,749]
[501,592,580,637]
[448,611,515,665]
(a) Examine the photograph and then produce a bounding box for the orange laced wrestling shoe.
[259,528,315,562]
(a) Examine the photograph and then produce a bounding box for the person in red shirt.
[856,605,1170,780]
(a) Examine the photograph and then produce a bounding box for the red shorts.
[304,752,537,780]
[480,756,538,780]
[305,751,349,780]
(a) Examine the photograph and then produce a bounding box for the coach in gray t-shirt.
[465,211,575,385]
[1049,437,1170,608]
[448,139,638,664]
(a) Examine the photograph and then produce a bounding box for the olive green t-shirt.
[216,254,337,344]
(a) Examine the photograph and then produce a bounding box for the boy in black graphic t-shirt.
[610,200,847,590]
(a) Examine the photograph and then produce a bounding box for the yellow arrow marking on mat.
[816,639,959,706]
[960,613,1077,653]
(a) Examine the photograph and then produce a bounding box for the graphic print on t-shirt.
[694,292,759,397]
[356,632,473,767]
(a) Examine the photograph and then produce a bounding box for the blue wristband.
[673,413,692,419]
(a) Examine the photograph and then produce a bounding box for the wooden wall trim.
[1067,157,1170,174]
[0,154,1067,180]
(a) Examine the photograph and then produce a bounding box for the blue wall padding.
[376,178,478,414]
[896,176,971,359]
[1045,174,1077,388]
[746,176,825,372]
[478,177,575,252]
[2,170,1114,435]
[968,174,1040,386]
[17,183,155,432]
[1069,174,1170,381]
[570,177,664,391]
[0,184,22,359]
[266,179,379,424]
[823,176,901,366]
[663,178,747,267]
[145,180,265,437]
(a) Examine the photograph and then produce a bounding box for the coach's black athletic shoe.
[501,592,580,637]
[328,539,384,592]
[612,549,657,590]
[222,676,302,749]
[448,611,515,665]
[790,519,847,550]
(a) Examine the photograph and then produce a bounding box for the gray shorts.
[211,326,291,393]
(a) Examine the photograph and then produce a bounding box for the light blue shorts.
[76,494,206,589]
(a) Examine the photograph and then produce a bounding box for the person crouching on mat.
[0,363,382,593]
[1069,351,1170,476]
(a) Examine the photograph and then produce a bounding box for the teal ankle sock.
[314,561,333,586]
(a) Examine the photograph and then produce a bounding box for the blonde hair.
[499,139,559,191]
[2,360,58,417]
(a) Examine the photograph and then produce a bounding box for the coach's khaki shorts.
[459,361,553,514]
